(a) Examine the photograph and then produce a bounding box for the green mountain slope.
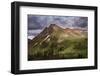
[28,24,88,60]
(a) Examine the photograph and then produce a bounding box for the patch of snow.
[28,36,35,40]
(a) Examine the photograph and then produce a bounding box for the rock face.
[28,24,88,60]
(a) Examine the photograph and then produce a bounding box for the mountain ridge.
[28,24,87,57]
[28,24,87,46]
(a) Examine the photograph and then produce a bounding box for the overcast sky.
[28,15,88,30]
[28,15,88,39]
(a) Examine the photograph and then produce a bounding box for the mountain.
[28,24,63,47]
[28,24,87,60]
[63,28,87,37]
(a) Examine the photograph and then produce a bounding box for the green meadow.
[28,36,88,60]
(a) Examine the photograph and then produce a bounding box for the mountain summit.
[49,24,62,30]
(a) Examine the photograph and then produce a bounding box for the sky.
[28,15,88,39]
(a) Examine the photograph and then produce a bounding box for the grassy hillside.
[28,36,88,60]
[28,24,88,60]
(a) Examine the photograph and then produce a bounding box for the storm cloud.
[28,15,88,30]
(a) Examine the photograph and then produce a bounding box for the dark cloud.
[28,15,43,29]
[28,15,88,30]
